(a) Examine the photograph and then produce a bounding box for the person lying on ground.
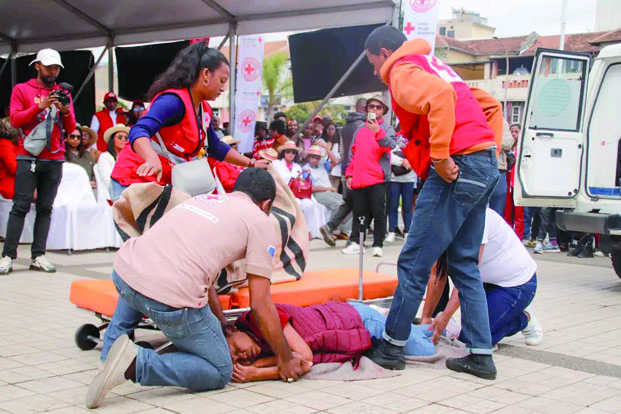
[225,301,436,383]
[421,208,543,347]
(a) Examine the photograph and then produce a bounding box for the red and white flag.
[402,0,440,54]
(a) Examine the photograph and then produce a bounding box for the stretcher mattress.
[69,268,397,317]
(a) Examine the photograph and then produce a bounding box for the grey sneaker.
[86,334,136,409]
[30,255,56,273]
[0,256,13,275]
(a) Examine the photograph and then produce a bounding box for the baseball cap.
[312,116,323,123]
[104,92,118,102]
[29,49,64,68]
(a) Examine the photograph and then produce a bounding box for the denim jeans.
[384,150,499,355]
[488,172,507,217]
[2,160,63,259]
[388,182,414,233]
[109,178,128,203]
[537,207,558,241]
[483,273,537,345]
[103,271,232,391]
[350,302,435,356]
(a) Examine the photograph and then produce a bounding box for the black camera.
[50,82,73,106]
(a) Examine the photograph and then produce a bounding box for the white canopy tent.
[0,0,395,54]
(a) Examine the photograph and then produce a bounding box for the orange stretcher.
[70,267,398,351]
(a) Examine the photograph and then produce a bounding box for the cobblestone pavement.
[0,239,620,413]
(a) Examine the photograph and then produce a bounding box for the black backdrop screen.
[288,24,386,103]
[116,41,190,102]
[0,51,95,126]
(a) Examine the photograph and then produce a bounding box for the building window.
[447,30,455,38]
[439,27,446,36]
[512,105,521,124]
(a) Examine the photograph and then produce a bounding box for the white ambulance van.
[514,43,621,280]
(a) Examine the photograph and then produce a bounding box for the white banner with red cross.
[233,35,265,154]
[402,0,440,53]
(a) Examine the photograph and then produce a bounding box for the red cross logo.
[238,110,255,133]
[258,36,263,43]
[410,0,436,13]
[242,116,252,127]
[244,63,255,76]
[241,57,261,81]
[404,22,415,36]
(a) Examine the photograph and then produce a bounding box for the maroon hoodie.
[10,78,76,160]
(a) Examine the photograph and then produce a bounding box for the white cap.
[29,48,64,68]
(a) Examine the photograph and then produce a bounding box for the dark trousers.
[327,183,353,232]
[351,183,387,247]
[2,160,63,259]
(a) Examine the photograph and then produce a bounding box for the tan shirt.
[114,192,277,308]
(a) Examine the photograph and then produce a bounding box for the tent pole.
[73,45,109,103]
[216,34,230,50]
[107,39,114,93]
[291,48,368,142]
[10,51,16,88]
[228,24,237,133]
[0,52,11,79]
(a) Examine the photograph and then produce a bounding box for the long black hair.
[65,126,86,159]
[107,132,123,161]
[147,42,229,100]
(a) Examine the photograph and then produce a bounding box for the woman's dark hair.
[233,168,276,203]
[321,121,339,144]
[269,120,286,135]
[273,111,287,121]
[64,126,85,159]
[147,42,230,100]
[510,123,521,130]
[435,251,449,280]
[0,117,21,144]
[278,147,299,163]
[365,26,407,55]
[107,131,124,161]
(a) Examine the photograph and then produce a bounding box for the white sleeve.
[97,152,115,190]
[90,115,100,132]
[482,210,491,245]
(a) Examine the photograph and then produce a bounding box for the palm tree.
[262,52,291,121]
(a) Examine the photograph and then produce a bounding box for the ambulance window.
[528,55,587,131]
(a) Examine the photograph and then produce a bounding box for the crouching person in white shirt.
[422,208,543,347]
[303,145,351,237]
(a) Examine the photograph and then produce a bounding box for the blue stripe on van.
[589,187,621,196]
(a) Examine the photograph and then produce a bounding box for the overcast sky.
[436,0,597,37]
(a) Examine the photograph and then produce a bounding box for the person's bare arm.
[420,265,447,324]
[429,288,460,344]
[207,284,227,325]
[248,275,308,382]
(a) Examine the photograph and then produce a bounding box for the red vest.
[389,55,495,179]
[94,109,114,151]
[110,88,212,186]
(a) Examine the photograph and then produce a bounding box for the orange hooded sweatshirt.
[379,39,500,178]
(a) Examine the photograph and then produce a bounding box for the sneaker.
[342,242,362,255]
[334,232,350,241]
[542,242,560,253]
[522,306,543,346]
[385,232,395,243]
[30,255,56,273]
[365,339,405,370]
[594,250,606,257]
[0,256,12,275]
[86,334,137,409]
[319,225,336,247]
[446,354,497,380]
[522,239,531,246]
[533,241,544,254]
[372,247,383,257]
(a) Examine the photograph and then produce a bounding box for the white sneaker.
[533,241,543,254]
[342,242,362,255]
[30,255,56,273]
[372,247,383,257]
[86,334,137,409]
[385,232,395,243]
[0,256,13,275]
[522,306,543,346]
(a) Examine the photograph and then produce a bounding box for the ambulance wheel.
[611,249,621,280]
[135,341,154,350]
[75,324,100,351]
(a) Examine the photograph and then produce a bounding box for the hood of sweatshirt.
[380,39,432,83]
[345,111,367,125]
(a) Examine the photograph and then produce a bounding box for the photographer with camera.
[0,48,76,275]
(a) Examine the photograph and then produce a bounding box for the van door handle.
[536,132,554,138]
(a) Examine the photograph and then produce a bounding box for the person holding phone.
[343,96,396,257]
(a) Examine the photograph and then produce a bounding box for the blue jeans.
[102,271,232,391]
[384,150,500,355]
[109,178,128,203]
[484,273,537,345]
[349,302,435,356]
[488,172,507,216]
[388,182,414,233]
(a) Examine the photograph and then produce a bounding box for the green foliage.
[262,52,292,120]
[285,101,347,126]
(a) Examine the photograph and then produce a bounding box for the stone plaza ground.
[0,239,620,413]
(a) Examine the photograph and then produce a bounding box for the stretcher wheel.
[75,324,100,350]
[135,341,154,350]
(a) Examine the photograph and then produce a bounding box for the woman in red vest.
[0,117,20,199]
[110,42,267,201]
